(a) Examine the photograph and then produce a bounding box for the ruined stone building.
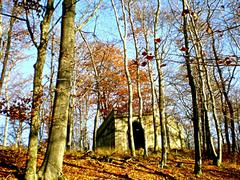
[96,110,185,151]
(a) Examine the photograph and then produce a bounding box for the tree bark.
[39,0,76,179]
[66,101,74,150]
[80,31,100,151]
[127,1,148,157]
[3,71,10,146]
[0,2,16,95]
[111,0,135,156]
[25,1,54,179]
[199,96,206,153]
[142,19,159,152]
[0,0,4,61]
[185,0,223,168]
[182,0,202,175]
[210,30,236,155]
[15,121,23,148]
[188,19,221,165]
[154,0,168,167]
[92,100,100,151]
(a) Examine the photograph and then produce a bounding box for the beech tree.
[181,0,202,175]
[111,0,136,156]
[153,0,169,167]
[24,0,54,179]
[126,0,148,157]
[183,1,222,166]
[0,1,17,94]
[38,0,76,179]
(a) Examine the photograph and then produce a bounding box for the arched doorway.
[128,121,145,150]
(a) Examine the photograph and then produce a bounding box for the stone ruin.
[96,110,185,151]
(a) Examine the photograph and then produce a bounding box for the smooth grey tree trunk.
[142,22,159,151]
[3,71,10,146]
[127,1,148,157]
[154,0,168,167]
[211,31,236,155]
[0,2,16,95]
[25,1,54,179]
[111,0,135,156]
[39,0,76,179]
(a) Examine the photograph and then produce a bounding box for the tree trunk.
[66,101,74,150]
[0,2,16,95]
[142,26,159,152]
[154,0,168,168]
[66,63,76,150]
[187,0,222,167]
[210,30,236,155]
[25,1,54,179]
[92,99,100,151]
[80,31,100,151]
[182,0,202,175]
[199,96,206,154]
[194,55,214,160]
[166,120,171,150]
[111,0,135,156]
[40,0,75,179]
[15,121,23,148]
[83,96,89,150]
[79,106,83,150]
[3,71,10,146]
[216,73,231,154]
[0,0,2,47]
[127,1,148,157]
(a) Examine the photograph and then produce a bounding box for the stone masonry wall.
[96,110,185,151]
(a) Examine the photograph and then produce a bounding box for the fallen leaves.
[1,148,240,180]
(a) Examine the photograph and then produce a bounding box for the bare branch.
[0,12,26,21]
[75,0,103,32]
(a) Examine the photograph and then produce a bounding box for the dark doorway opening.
[128,121,145,150]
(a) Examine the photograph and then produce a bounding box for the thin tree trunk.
[83,97,89,150]
[166,120,171,150]
[0,2,16,95]
[154,0,168,167]
[39,106,45,143]
[187,1,222,166]
[199,96,206,154]
[111,0,135,156]
[127,1,148,157]
[77,107,81,150]
[80,31,100,151]
[66,61,77,150]
[214,69,231,154]
[37,29,56,176]
[223,101,231,153]
[194,54,214,160]
[182,0,202,175]
[210,30,236,155]
[142,23,158,152]
[149,65,158,152]
[66,101,74,150]
[40,0,76,178]
[25,1,54,179]
[3,71,10,146]
[92,100,100,151]
[0,0,4,60]
[15,121,23,148]
[189,35,218,164]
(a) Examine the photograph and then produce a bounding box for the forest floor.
[0,147,240,179]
